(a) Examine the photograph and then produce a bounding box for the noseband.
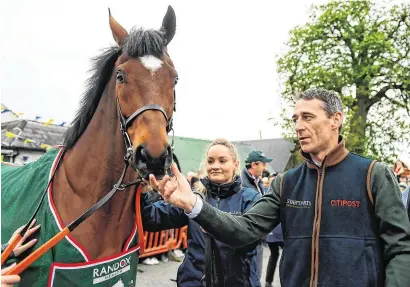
[116,97,175,162]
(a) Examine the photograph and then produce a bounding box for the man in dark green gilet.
[150,88,410,287]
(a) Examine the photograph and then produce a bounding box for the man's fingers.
[162,178,178,201]
[157,175,170,193]
[148,174,160,188]
[163,187,174,201]
[170,163,182,178]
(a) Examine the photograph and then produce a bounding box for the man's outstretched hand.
[147,163,198,213]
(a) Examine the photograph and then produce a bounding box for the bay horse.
[1,5,178,287]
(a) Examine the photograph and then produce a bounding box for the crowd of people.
[146,88,410,287]
[2,88,410,287]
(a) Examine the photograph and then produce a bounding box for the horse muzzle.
[132,144,173,179]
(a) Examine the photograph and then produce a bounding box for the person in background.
[264,223,283,287]
[262,177,270,194]
[240,150,273,284]
[262,170,271,179]
[190,176,200,191]
[140,185,162,265]
[264,173,283,287]
[142,138,262,286]
[241,151,272,196]
[399,176,408,184]
[186,171,197,183]
[400,182,408,193]
[268,173,278,186]
[394,160,406,182]
[405,179,410,221]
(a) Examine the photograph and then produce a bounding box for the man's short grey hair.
[297,88,343,117]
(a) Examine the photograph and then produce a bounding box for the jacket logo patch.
[229,211,242,215]
[330,199,360,208]
[285,199,312,208]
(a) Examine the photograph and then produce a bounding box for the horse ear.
[160,5,176,46]
[108,8,128,46]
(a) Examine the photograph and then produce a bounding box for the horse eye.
[116,70,125,84]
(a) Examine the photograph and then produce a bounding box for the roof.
[1,103,19,123]
[233,138,295,172]
[1,120,66,150]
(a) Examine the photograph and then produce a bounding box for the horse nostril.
[159,148,169,160]
[140,148,148,161]
[132,144,172,177]
[133,145,148,164]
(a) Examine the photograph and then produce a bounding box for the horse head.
[109,6,177,179]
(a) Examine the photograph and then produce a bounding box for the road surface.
[137,245,281,286]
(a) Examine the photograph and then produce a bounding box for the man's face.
[251,161,266,177]
[292,99,342,155]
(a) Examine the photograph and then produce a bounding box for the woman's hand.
[147,163,198,212]
[1,263,20,287]
[9,219,41,257]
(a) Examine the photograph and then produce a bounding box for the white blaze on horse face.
[140,55,163,73]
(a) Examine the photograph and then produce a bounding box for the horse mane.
[63,28,166,149]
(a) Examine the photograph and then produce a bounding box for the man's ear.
[332,111,343,131]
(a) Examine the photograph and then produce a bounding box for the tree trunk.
[345,96,368,155]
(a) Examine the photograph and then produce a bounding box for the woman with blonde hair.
[142,138,262,287]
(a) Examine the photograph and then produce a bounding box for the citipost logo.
[330,199,361,208]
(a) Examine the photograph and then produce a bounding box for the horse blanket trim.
[2,146,143,286]
[47,245,140,287]
[47,147,141,261]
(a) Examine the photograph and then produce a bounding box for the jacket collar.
[241,167,257,181]
[301,136,349,168]
[200,175,242,199]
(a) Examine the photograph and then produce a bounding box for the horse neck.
[59,86,137,212]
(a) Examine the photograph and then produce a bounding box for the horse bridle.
[116,96,175,164]
[2,73,181,268]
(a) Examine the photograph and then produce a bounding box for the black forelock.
[63,27,167,149]
[123,28,166,59]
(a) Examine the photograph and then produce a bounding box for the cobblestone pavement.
[136,246,281,286]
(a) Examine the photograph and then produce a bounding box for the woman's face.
[206,145,239,184]
[396,161,403,168]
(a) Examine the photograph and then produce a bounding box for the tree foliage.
[277,0,410,163]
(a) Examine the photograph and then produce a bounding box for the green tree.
[276,0,410,164]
